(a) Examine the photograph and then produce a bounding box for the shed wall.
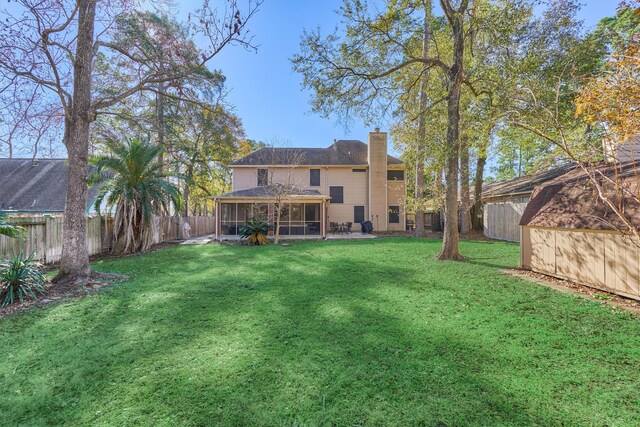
[521,226,640,300]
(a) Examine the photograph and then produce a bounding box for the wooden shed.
[481,164,575,242]
[520,162,640,300]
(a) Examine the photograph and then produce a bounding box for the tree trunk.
[459,133,471,235]
[471,140,487,231]
[157,81,166,167]
[274,203,281,244]
[414,0,433,237]
[438,6,465,261]
[54,0,97,284]
[183,166,192,217]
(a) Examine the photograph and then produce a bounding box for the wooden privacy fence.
[151,216,215,243]
[0,215,215,264]
[521,226,640,300]
[484,201,528,242]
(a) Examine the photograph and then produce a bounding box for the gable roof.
[520,161,640,230]
[230,140,403,167]
[482,163,576,200]
[0,159,101,212]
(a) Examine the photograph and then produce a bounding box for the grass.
[0,238,639,426]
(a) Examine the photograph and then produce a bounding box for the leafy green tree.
[0,213,25,240]
[293,0,538,258]
[92,138,182,255]
[0,0,260,284]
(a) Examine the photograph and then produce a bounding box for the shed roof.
[216,185,329,199]
[482,163,576,200]
[519,161,640,230]
[230,140,403,167]
[0,158,101,212]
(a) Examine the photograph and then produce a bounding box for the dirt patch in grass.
[507,268,640,315]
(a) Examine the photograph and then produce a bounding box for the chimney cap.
[374,127,380,133]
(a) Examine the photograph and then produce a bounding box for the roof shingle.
[230,140,403,166]
[520,162,640,230]
[482,164,576,200]
[0,159,101,212]
[216,185,329,199]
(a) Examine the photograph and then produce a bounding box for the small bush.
[0,251,47,306]
[239,218,272,245]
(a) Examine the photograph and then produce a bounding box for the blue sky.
[210,0,619,151]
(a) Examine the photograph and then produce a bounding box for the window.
[310,169,320,186]
[329,186,344,203]
[257,169,268,186]
[354,206,365,223]
[388,206,400,224]
[352,168,366,172]
[387,170,405,181]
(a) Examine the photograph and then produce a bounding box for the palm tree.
[0,213,25,240]
[92,138,182,255]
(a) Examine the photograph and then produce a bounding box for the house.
[0,158,102,214]
[520,161,640,300]
[481,164,575,242]
[213,128,406,238]
[603,135,640,163]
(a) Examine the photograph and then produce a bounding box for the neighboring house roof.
[482,163,576,201]
[230,140,403,166]
[216,185,330,199]
[0,158,101,212]
[520,161,640,230]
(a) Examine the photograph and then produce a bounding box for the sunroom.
[212,186,330,239]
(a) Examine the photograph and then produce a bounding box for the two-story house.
[213,128,406,238]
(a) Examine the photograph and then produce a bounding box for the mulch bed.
[508,268,640,315]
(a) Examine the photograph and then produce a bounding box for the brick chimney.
[368,128,388,231]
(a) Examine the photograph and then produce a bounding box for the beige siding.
[387,178,406,231]
[368,131,388,230]
[233,167,260,190]
[521,226,640,300]
[326,167,368,225]
[484,201,528,242]
[232,166,371,226]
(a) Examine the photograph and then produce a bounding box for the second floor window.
[387,170,405,181]
[257,169,268,186]
[329,186,344,203]
[310,169,320,186]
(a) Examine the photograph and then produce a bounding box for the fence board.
[484,201,528,242]
[0,215,215,264]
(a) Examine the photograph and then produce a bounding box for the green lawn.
[1,238,639,426]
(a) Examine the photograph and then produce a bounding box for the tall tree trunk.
[414,0,433,237]
[183,184,190,217]
[274,203,281,244]
[156,81,166,167]
[183,166,192,217]
[471,139,487,231]
[54,0,97,284]
[438,5,465,261]
[459,133,471,235]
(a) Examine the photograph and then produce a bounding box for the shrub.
[239,218,272,245]
[0,251,47,306]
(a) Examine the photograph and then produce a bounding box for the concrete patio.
[215,232,377,242]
